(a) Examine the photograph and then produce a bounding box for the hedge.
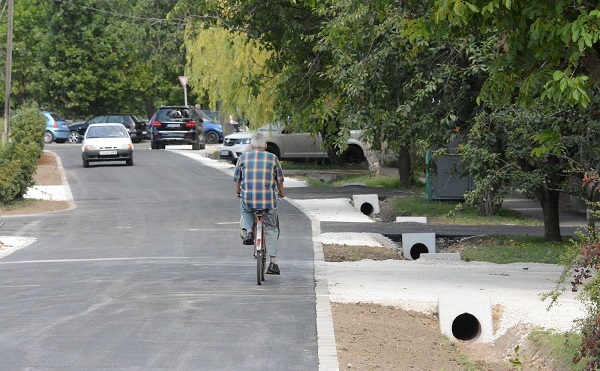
[0,102,46,205]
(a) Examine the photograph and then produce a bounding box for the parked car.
[81,123,134,167]
[149,106,205,150]
[43,111,70,144]
[201,110,220,123]
[219,123,366,164]
[202,118,223,144]
[69,114,148,143]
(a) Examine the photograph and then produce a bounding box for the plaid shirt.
[233,150,284,209]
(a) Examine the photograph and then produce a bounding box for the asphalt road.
[0,144,319,370]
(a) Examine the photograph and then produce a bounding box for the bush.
[0,102,45,205]
[543,172,600,369]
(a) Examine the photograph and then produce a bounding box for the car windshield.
[160,108,191,120]
[257,123,281,132]
[87,125,128,138]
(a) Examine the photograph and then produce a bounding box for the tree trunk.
[361,141,381,176]
[534,187,562,242]
[477,191,501,216]
[397,144,414,187]
[477,180,503,216]
[144,99,155,120]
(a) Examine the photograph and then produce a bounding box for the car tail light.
[184,121,196,129]
[153,121,162,128]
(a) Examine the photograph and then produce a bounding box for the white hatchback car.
[81,123,134,168]
[219,123,366,164]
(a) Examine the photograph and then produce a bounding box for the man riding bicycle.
[234,132,285,275]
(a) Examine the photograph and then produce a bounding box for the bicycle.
[238,194,283,285]
[252,209,268,285]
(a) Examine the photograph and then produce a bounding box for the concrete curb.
[286,198,339,371]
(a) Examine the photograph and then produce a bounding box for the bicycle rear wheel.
[256,249,263,285]
[260,222,267,282]
[256,221,264,285]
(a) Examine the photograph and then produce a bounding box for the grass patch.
[0,198,36,212]
[330,174,402,188]
[457,236,568,264]
[301,174,405,188]
[280,161,368,171]
[392,196,541,226]
[527,329,586,370]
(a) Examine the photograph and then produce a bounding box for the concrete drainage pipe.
[401,233,435,260]
[439,296,493,343]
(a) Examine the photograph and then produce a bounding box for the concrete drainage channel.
[384,234,471,259]
[349,193,492,343]
[380,233,494,343]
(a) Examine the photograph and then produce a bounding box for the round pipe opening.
[451,312,481,341]
[410,243,429,260]
[360,202,374,215]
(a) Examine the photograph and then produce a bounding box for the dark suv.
[149,106,205,150]
[69,114,148,143]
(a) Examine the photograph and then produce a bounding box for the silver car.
[219,123,366,164]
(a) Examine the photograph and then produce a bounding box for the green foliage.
[459,236,567,264]
[0,102,44,205]
[431,0,600,108]
[184,27,279,126]
[543,172,600,369]
[0,0,187,118]
[527,330,586,371]
[457,100,600,240]
[392,196,540,225]
[316,1,493,180]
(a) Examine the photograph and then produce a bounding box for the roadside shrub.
[0,102,45,205]
[543,172,600,369]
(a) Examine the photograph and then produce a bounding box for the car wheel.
[68,131,80,143]
[126,158,134,166]
[342,145,365,164]
[266,143,280,159]
[83,159,90,168]
[205,131,219,144]
[44,131,54,144]
[151,140,159,149]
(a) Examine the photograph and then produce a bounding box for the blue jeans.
[240,201,280,257]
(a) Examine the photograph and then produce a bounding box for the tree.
[1,0,189,119]
[431,0,600,108]
[184,27,279,127]
[176,0,363,160]
[459,103,600,241]
[424,0,600,240]
[0,0,51,112]
[314,0,491,183]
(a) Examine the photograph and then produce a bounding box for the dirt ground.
[2,152,558,370]
[324,243,550,371]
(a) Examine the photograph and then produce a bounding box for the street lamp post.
[2,0,14,144]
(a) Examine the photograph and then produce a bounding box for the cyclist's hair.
[251,132,267,149]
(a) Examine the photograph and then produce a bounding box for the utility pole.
[2,0,14,144]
